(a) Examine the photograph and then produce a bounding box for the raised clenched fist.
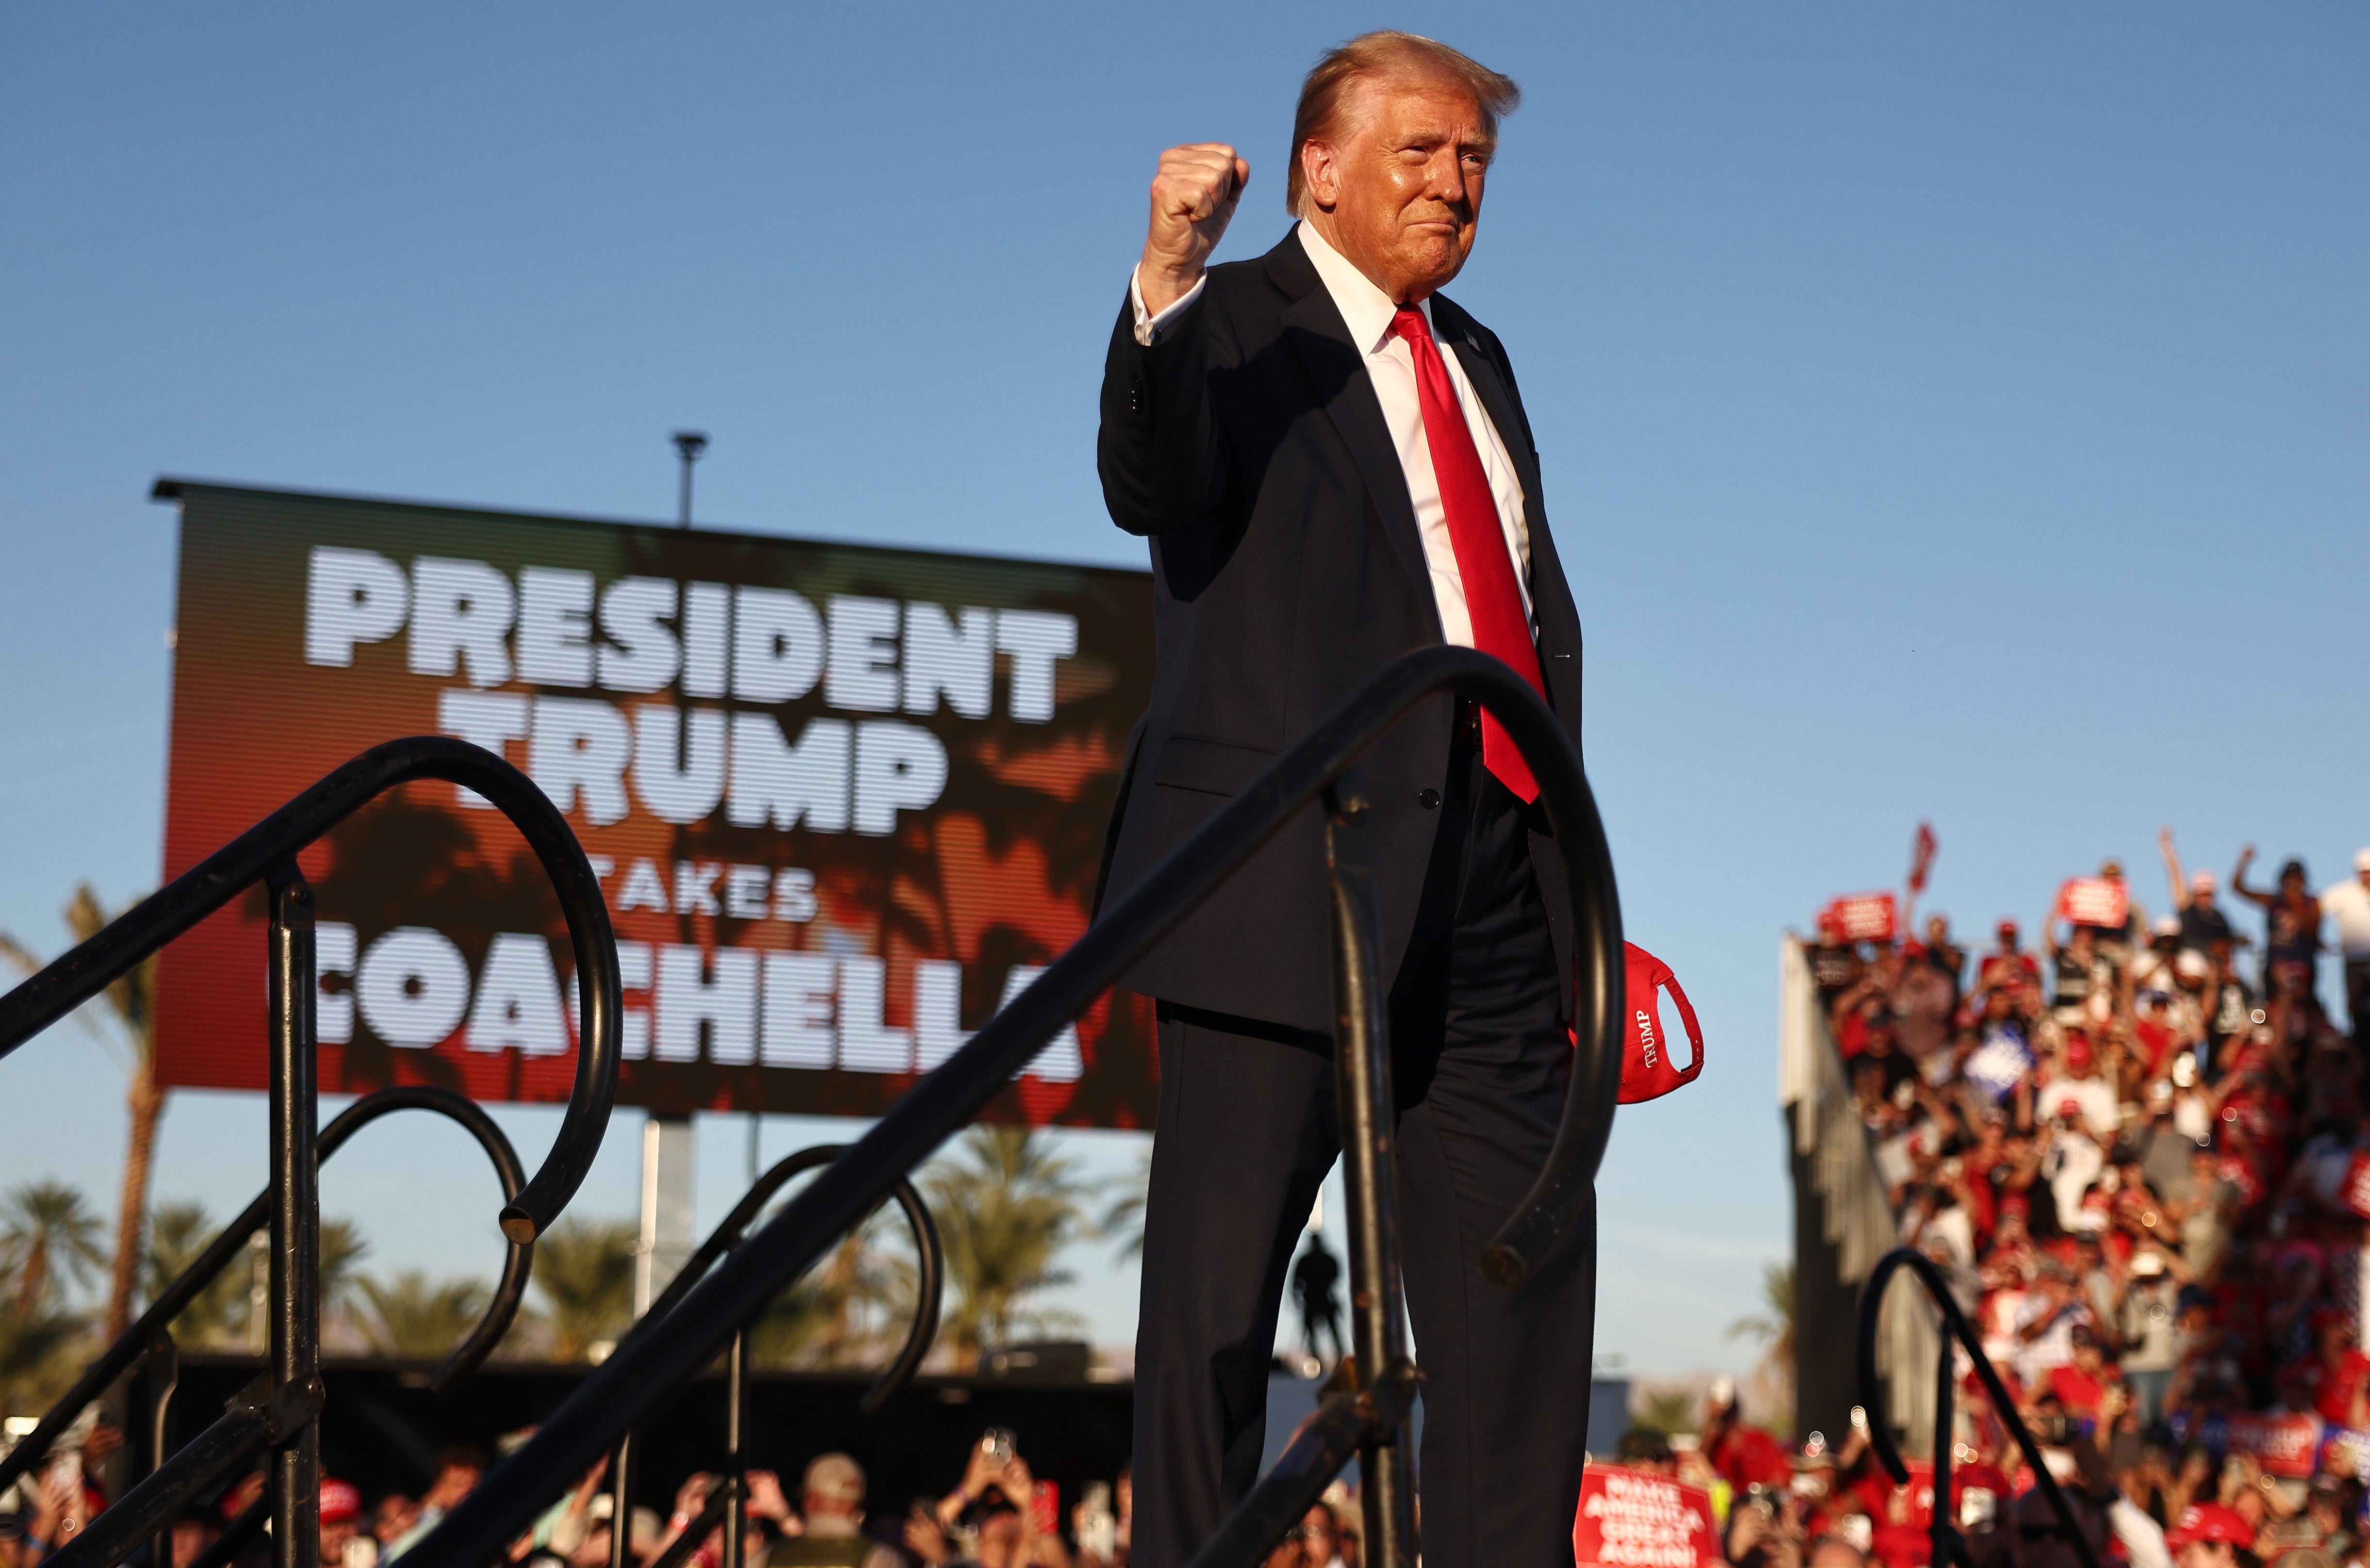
[1140,143,1249,316]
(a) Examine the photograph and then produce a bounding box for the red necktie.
[1390,306,1545,802]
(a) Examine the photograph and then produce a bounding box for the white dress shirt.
[1129,224,1536,646]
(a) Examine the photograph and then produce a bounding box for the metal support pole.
[145,1332,179,1568]
[721,1328,748,1568]
[607,1435,636,1568]
[265,863,321,1568]
[1325,795,1417,1568]
[636,1116,697,1315]
[1931,1326,1957,1568]
[673,433,707,528]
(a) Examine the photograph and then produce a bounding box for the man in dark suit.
[1095,30,1594,1568]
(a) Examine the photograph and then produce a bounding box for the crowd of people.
[1709,833,2370,1568]
[0,1424,1372,1568]
[14,833,2370,1568]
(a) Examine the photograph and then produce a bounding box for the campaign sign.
[1573,1466,1722,1568]
[1825,893,1899,944]
[2170,1411,2325,1477]
[152,480,1157,1126]
[2228,1412,2325,1477]
[1900,1460,1935,1529]
[2057,878,2130,931]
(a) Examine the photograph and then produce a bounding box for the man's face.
[374,1500,419,1545]
[1302,71,1492,302]
[320,1519,355,1567]
[427,1467,479,1511]
[2176,1540,2235,1568]
[976,1511,1025,1568]
[1295,1505,1341,1562]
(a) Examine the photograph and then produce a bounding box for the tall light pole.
[672,431,708,528]
[640,429,710,1310]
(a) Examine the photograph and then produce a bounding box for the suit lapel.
[1437,297,1584,736]
[1438,307,1547,533]
[1266,235,1437,630]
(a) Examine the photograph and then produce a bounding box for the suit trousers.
[1131,720,1597,1567]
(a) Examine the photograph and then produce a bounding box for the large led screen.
[153,480,1157,1127]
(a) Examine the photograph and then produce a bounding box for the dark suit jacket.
[1094,226,1585,1035]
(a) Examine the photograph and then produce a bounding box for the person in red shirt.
[2307,1311,2370,1428]
[1701,1378,1792,1492]
[1868,1485,1928,1568]
[1974,921,2042,1007]
[2045,1327,2115,1421]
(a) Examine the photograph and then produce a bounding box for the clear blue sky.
[1,4,2363,1381]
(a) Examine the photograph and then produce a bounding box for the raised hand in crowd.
[741,1470,797,1535]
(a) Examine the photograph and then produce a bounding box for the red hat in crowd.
[319,1481,361,1525]
[2165,1503,2254,1551]
[2064,1034,2095,1074]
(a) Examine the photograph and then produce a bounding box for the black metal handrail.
[1857,1246,2103,1568]
[0,736,622,1241]
[37,1087,537,1568]
[409,646,1626,1568]
[0,737,623,1568]
[0,1085,532,1503]
[604,1143,945,1568]
[630,1141,944,1412]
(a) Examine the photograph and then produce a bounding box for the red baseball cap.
[2165,1503,2253,1550]
[319,1480,361,1525]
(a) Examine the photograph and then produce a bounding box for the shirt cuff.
[1130,265,1206,346]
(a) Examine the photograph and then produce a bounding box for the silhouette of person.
[1290,1232,1344,1368]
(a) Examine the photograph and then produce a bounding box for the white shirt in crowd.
[1130,223,1536,650]
[2321,870,2370,959]
[2043,1075,2120,1141]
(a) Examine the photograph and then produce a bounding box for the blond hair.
[1286,31,1521,216]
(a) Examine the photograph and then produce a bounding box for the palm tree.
[0,885,167,1342]
[1099,1144,1151,1260]
[140,1204,368,1350]
[921,1127,1085,1368]
[320,1217,369,1333]
[1727,1262,1796,1384]
[354,1271,491,1358]
[0,1295,85,1415]
[0,1180,109,1319]
[141,1201,251,1347]
[527,1219,637,1362]
[1633,1386,1700,1437]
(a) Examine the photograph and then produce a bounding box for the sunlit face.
[1300,70,1494,302]
[171,1522,214,1568]
[977,1512,1026,1568]
[2177,1540,2235,1568]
